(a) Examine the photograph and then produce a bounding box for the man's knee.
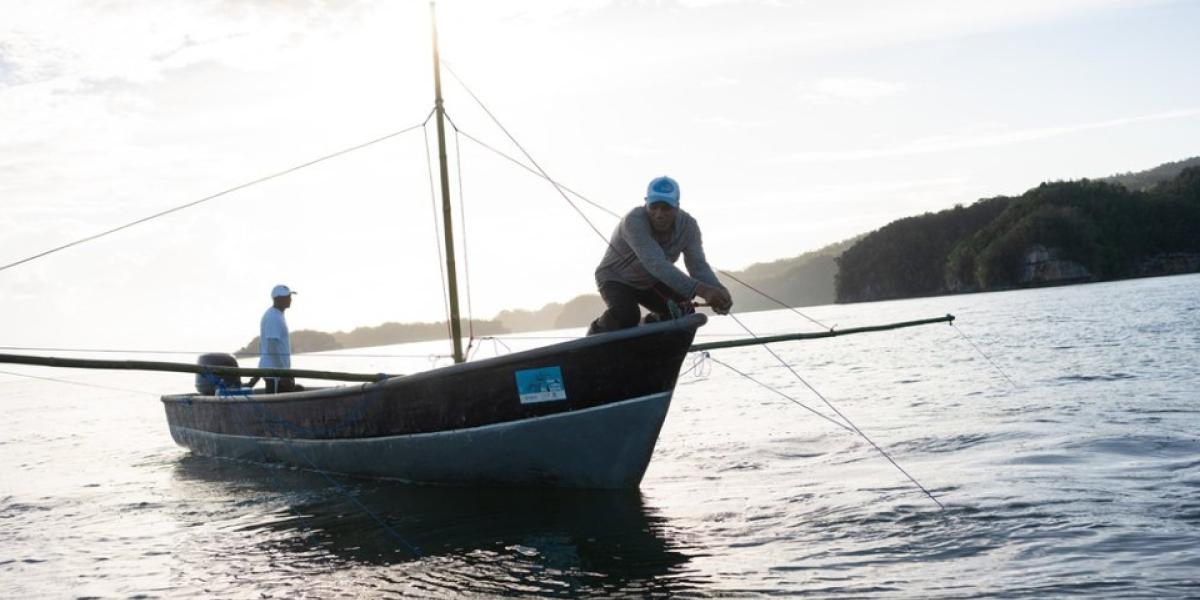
[589,304,640,336]
[264,377,297,394]
[613,304,640,328]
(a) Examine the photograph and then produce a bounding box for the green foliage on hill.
[838,165,1200,302]
[836,198,1011,302]
[1103,156,1200,192]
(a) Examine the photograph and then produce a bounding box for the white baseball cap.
[271,284,297,298]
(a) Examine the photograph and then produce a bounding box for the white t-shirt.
[259,307,291,369]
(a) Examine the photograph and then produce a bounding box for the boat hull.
[161,314,705,488]
[169,391,672,488]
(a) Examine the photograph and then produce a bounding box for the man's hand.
[696,282,733,315]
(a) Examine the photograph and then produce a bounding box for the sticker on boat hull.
[515,366,567,404]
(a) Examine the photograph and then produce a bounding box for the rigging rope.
[453,120,832,328]
[700,354,852,432]
[0,346,451,359]
[714,270,833,331]
[0,116,433,274]
[726,312,946,510]
[440,62,947,508]
[422,122,455,346]
[454,128,621,218]
[439,61,616,248]
[0,346,213,356]
[0,368,158,396]
[951,324,1020,390]
[450,122,477,346]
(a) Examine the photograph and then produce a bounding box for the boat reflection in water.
[168,455,703,596]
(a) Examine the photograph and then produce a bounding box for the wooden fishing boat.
[160,314,705,489]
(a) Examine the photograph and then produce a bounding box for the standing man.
[255,284,298,393]
[588,176,732,335]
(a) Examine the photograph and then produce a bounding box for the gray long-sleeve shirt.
[594,206,725,298]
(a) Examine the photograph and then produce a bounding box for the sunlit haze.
[3,0,1198,352]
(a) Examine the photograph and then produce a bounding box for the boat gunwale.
[161,313,707,405]
[168,390,672,442]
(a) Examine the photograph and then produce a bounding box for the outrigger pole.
[690,314,955,352]
[0,354,391,383]
[429,1,465,364]
[0,315,955,383]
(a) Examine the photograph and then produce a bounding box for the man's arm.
[620,213,700,297]
[682,225,733,314]
[263,336,286,366]
[681,226,723,289]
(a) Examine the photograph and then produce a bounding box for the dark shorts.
[264,377,298,394]
[587,281,693,335]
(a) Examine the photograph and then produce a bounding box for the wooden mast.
[430,1,465,363]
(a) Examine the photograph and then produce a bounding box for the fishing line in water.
[698,355,852,432]
[0,368,159,396]
[950,324,1020,390]
[681,352,712,378]
[726,312,947,510]
[0,116,434,274]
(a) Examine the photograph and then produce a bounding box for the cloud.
[797,77,908,104]
[701,76,741,88]
[694,115,759,131]
[0,1,371,92]
[772,108,1200,163]
[609,139,664,158]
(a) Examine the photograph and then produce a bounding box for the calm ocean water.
[2,274,1198,598]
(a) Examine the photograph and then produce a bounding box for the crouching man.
[587,176,731,335]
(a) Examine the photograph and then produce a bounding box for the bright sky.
[2,0,1198,352]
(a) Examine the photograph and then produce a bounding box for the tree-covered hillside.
[837,166,1200,302]
[1103,156,1200,192]
[836,197,1011,302]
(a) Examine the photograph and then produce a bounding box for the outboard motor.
[195,353,242,395]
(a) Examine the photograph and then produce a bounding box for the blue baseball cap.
[271,284,297,298]
[645,176,680,207]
